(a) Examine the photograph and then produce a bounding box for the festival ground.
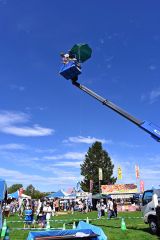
[6,211,159,240]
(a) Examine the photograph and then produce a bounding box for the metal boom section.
[72,81,160,142]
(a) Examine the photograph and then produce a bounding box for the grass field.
[6,211,160,240]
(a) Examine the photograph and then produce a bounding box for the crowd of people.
[2,197,93,228]
[1,196,119,229]
[3,198,59,228]
[96,198,117,220]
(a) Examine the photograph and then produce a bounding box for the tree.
[25,184,47,199]
[25,184,35,197]
[80,141,116,193]
[8,184,23,194]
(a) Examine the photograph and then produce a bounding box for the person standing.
[96,201,101,219]
[43,202,52,221]
[101,203,106,217]
[113,199,118,217]
[107,198,114,219]
[24,205,33,228]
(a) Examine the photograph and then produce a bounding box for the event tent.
[8,191,31,199]
[92,193,108,199]
[47,190,67,199]
[8,191,19,199]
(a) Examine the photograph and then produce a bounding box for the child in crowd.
[24,205,33,228]
[37,206,46,228]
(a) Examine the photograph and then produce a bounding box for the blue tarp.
[0,179,7,201]
[8,190,19,199]
[77,221,107,240]
[27,228,97,240]
[47,190,66,198]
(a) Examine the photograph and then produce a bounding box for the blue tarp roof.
[0,179,7,201]
[8,190,19,199]
[47,190,66,198]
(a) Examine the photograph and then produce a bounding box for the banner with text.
[101,183,138,194]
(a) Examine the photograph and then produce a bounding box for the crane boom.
[72,81,160,142]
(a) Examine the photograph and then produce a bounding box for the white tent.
[20,193,31,199]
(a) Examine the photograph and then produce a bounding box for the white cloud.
[0,111,54,137]
[0,167,77,190]
[117,142,141,148]
[0,111,28,125]
[10,85,25,91]
[149,88,160,104]
[3,125,53,137]
[64,136,112,144]
[44,152,85,160]
[54,161,82,168]
[0,143,26,150]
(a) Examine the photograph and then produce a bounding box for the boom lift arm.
[72,81,160,142]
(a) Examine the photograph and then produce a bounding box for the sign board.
[99,168,103,181]
[101,184,138,194]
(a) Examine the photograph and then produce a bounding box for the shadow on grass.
[127,226,160,239]
[93,222,160,239]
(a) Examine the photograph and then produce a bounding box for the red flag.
[140,180,144,193]
[135,165,140,179]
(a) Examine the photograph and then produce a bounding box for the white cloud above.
[10,85,25,91]
[149,88,160,104]
[117,142,141,148]
[0,167,77,191]
[64,136,112,144]
[53,161,82,168]
[44,152,85,160]
[0,111,54,137]
[0,143,26,150]
[141,88,160,104]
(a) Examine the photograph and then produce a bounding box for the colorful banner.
[89,180,93,192]
[140,180,144,193]
[99,168,103,181]
[101,184,138,194]
[118,166,122,180]
[135,165,140,179]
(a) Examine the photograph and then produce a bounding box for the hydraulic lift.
[59,43,160,142]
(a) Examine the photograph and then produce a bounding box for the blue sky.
[0,0,160,192]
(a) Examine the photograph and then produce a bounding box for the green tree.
[80,141,116,193]
[25,184,35,197]
[8,184,23,194]
[25,185,47,199]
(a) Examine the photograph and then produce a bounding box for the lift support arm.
[72,81,160,142]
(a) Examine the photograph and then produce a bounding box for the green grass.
[6,211,160,240]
